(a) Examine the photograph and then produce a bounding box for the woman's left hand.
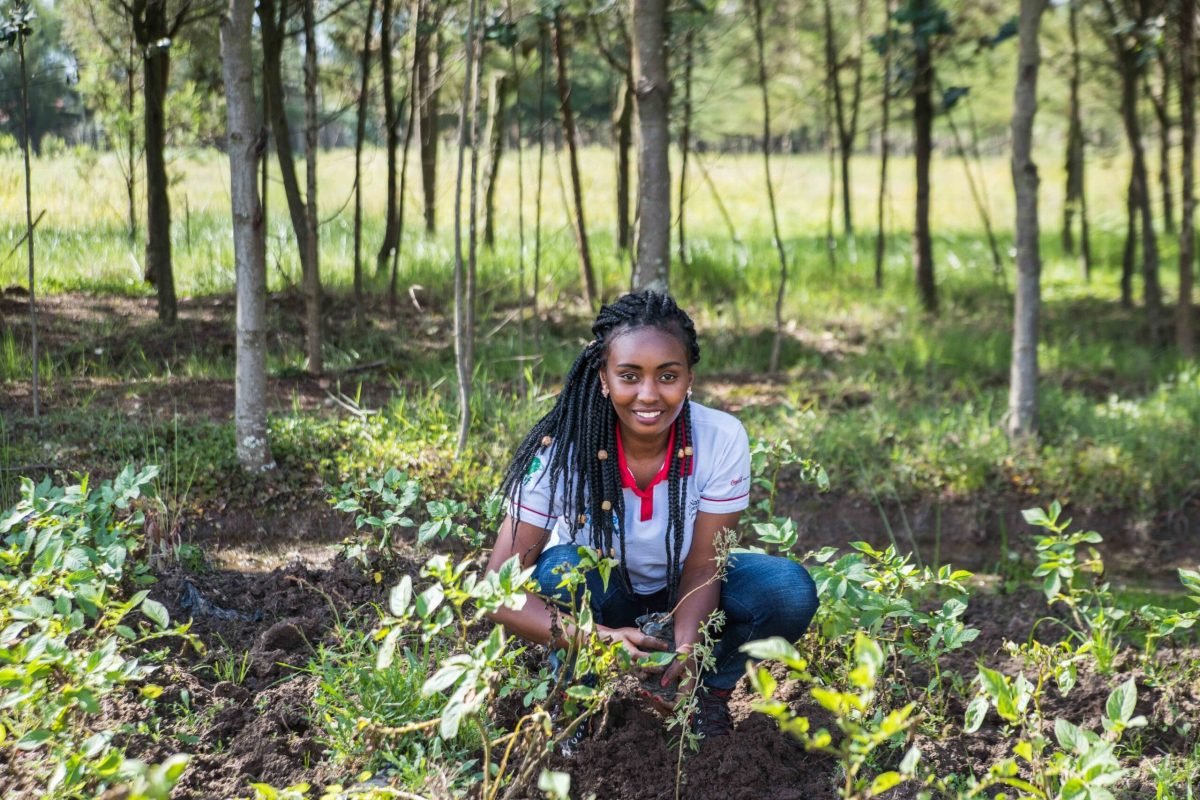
[641,644,698,714]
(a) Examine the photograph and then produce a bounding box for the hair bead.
[684,446,693,457]
[541,435,553,447]
[597,449,608,461]
[601,500,612,511]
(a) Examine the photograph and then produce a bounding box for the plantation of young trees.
[1,0,1199,797]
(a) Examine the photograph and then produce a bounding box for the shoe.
[691,687,733,739]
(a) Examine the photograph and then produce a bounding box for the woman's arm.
[659,510,741,688]
[484,514,667,658]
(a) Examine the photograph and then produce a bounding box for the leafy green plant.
[0,466,198,798]
[743,632,922,800]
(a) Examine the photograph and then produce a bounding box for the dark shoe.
[692,687,733,739]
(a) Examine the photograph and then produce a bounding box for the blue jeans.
[532,544,819,690]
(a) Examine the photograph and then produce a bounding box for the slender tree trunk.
[1179,0,1196,357]
[632,0,671,293]
[260,0,315,306]
[750,0,789,371]
[823,0,859,238]
[303,0,322,374]
[913,23,937,314]
[17,33,38,419]
[138,3,177,324]
[875,0,894,290]
[126,55,138,243]
[482,71,513,249]
[677,27,695,269]
[390,39,419,312]
[533,22,549,338]
[454,0,483,453]
[1122,169,1137,308]
[552,10,597,306]
[418,4,441,235]
[353,0,378,325]
[1119,54,1163,321]
[1008,0,1045,441]
[376,0,400,275]
[614,74,634,252]
[222,0,274,472]
[1153,49,1175,235]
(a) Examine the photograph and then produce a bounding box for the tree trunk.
[454,0,483,453]
[482,71,513,249]
[17,31,39,418]
[750,0,789,371]
[125,55,138,243]
[391,42,419,312]
[875,0,894,290]
[259,0,315,314]
[552,11,597,307]
[222,0,275,472]
[677,27,694,269]
[376,0,400,275]
[417,3,441,235]
[1119,54,1163,321]
[823,0,860,238]
[1008,0,1045,441]
[303,0,322,374]
[632,0,671,293]
[1064,0,1089,277]
[138,2,177,324]
[913,23,937,314]
[1121,168,1137,308]
[1153,49,1175,235]
[1178,0,1196,357]
[614,74,634,252]
[354,0,378,324]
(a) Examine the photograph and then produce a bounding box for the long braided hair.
[499,291,700,601]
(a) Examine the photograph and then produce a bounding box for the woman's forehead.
[605,326,689,363]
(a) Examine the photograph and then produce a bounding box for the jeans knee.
[762,559,819,637]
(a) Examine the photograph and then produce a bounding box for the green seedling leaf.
[868,771,903,796]
[1055,718,1085,753]
[1106,678,1137,725]
[638,651,678,669]
[538,769,571,800]
[16,728,52,750]
[740,636,807,671]
[141,598,170,630]
[964,694,989,733]
[389,576,413,617]
[565,684,598,700]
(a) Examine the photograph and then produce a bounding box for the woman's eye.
[620,373,638,381]
[659,373,677,382]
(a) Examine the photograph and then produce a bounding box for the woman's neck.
[618,424,670,462]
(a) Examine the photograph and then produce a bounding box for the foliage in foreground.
[0,466,196,798]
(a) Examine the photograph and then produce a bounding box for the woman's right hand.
[598,625,671,660]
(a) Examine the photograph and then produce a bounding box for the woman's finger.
[637,633,669,651]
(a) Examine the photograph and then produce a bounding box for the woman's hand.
[598,625,670,660]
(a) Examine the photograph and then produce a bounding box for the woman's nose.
[637,378,659,402]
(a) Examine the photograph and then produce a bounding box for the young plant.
[742,632,922,800]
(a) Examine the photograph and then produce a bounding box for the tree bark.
[1152,49,1175,235]
[1122,168,1137,308]
[390,35,419,312]
[614,74,634,252]
[302,0,322,374]
[632,0,671,293]
[417,2,442,235]
[133,0,177,324]
[354,0,378,324]
[454,0,484,453]
[17,30,39,418]
[677,27,695,269]
[552,10,597,306]
[912,10,937,314]
[1118,53,1163,320]
[482,71,513,249]
[1063,0,1087,272]
[376,0,400,275]
[823,0,864,238]
[222,0,275,472]
[1178,0,1196,357]
[1008,0,1045,441]
[259,0,316,322]
[750,0,789,371]
[875,0,894,290]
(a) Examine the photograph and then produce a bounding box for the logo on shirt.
[523,456,543,486]
[730,475,747,487]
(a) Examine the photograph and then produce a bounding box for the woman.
[485,290,818,743]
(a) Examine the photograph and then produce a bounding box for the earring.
[601,384,610,398]
[687,388,693,399]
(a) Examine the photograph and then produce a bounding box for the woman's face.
[600,326,693,444]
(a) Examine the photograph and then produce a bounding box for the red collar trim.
[614,425,691,521]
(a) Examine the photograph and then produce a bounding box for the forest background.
[0,0,1199,798]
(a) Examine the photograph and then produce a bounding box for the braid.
[498,290,701,598]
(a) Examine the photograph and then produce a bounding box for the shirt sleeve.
[697,421,752,514]
[505,448,562,529]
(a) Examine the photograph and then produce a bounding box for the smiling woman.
[484,290,819,749]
